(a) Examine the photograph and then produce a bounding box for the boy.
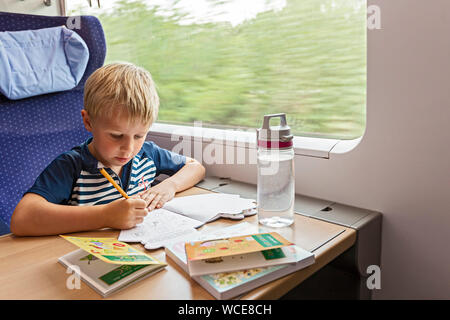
[10,63,205,236]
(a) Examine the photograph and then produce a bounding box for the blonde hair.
[83,62,159,124]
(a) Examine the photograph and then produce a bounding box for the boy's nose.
[120,138,133,153]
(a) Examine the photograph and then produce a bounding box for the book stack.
[164,223,315,299]
[58,236,166,297]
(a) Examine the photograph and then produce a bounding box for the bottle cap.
[257,113,293,149]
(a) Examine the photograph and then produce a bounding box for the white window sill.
[148,122,361,159]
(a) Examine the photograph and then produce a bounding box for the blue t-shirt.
[26,137,186,206]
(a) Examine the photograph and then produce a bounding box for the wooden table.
[0,187,356,300]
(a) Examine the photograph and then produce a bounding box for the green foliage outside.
[73,0,366,139]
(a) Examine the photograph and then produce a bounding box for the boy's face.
[81,107,150,170]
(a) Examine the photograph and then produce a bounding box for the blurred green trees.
[78,0,366,139]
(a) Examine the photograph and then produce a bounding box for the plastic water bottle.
[257,113,295,227]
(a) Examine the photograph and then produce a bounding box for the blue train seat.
[0,12,106,234]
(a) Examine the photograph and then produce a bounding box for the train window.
[68,0,366,139]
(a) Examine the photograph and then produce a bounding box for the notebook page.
[118,208,203,245]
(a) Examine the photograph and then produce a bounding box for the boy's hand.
[138,180,177,211]
[104,198,148,230]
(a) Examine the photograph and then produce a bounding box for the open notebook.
[118,193,256,249]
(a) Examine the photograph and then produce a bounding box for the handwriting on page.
[118,209,202,249]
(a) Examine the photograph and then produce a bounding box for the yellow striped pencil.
[99,168,129,199]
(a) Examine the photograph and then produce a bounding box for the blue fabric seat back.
[0,12,106,233]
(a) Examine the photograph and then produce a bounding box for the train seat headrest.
[0,25,89,100]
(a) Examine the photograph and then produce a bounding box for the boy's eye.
[110,134,122,139]
[134,135,144,140]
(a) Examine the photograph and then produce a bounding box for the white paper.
[118,208,203,245]
[162,193,256,222]
[143,228,200,250]
[217,197,256,214]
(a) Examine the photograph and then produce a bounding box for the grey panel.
[196,177,231,191]
[213,180,257,200]
[310,203,376,228]
[196,177,381,231]
[294,195,334,218]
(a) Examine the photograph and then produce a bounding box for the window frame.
[148,122,362,160]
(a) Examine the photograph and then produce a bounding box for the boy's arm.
[10,193,148,236]
[11,193,105,236]
[139,157,205,210]
[163,156,206,193]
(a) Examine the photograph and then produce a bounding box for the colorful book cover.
[185,232,293,261]
[201,265,287,292]
[60,236,163,265]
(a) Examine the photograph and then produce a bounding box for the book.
[58,236,166,297]
[118,193,257,249]
[185,232,295,276]
[165,238,315,300]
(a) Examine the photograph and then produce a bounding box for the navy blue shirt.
[26,137,186,206]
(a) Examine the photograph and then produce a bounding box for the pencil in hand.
[99,168,129,199]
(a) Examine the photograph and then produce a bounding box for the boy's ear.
[81,109,93,132]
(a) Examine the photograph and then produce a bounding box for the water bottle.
[257,113,295,227]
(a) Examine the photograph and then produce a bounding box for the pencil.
[99,168,129,199]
